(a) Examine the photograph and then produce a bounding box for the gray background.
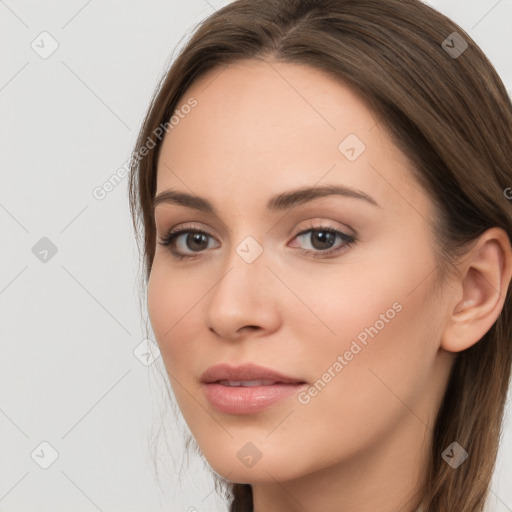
[1,1,511,511]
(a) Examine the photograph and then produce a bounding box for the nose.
[204,243,281,341]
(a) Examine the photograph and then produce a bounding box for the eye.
[290,222,356,258]
[158,223,219,260]
[157,221,356,260]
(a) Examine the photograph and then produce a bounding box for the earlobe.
[441,228,512,353]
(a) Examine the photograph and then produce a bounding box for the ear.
[441,227,512,353]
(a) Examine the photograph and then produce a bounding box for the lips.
[200,363,306,385]
[200,363,307,415]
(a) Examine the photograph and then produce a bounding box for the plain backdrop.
[1,1,511,511]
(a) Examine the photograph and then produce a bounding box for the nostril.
[239,325,259,332]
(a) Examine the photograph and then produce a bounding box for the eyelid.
[292,218,355,238]
[157,222,217,248]
[163,221,217,240]
[161,218,354,239]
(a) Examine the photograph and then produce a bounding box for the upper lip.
[200,363,306,384]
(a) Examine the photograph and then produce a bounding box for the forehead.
[164,58,380,157]
[155,58,425,217]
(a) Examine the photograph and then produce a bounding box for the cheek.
[288,245,442,430]
[296,267,440,432]
[270,297,438,481]
[147,261,199,366]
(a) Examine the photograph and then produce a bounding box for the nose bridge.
[212,232,267,305]
[204,231,279,337]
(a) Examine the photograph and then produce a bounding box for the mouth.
[200,363,307,414]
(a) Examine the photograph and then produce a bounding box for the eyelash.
[158,221,357,261]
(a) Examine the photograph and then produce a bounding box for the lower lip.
[202,382,307,414]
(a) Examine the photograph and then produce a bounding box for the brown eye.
[159,228,219,260]
[292,226,356,257]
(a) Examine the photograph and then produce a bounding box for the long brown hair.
[128,1,512,510]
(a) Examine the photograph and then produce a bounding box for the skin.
[147,58,512,512]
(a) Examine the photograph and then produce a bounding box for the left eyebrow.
[153,184,380,213]
[266,184,380,211]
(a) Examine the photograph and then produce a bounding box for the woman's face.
[147,59,456,485]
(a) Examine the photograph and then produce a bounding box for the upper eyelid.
[163,220,353,238]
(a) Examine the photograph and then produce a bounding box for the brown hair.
[128,0,512,510]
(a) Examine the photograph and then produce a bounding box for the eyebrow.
[153,184,380,213]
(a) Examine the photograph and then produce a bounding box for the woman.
[128,0,512,510]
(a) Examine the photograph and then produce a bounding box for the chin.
[210,462,297,485]
[200,444,310,485]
